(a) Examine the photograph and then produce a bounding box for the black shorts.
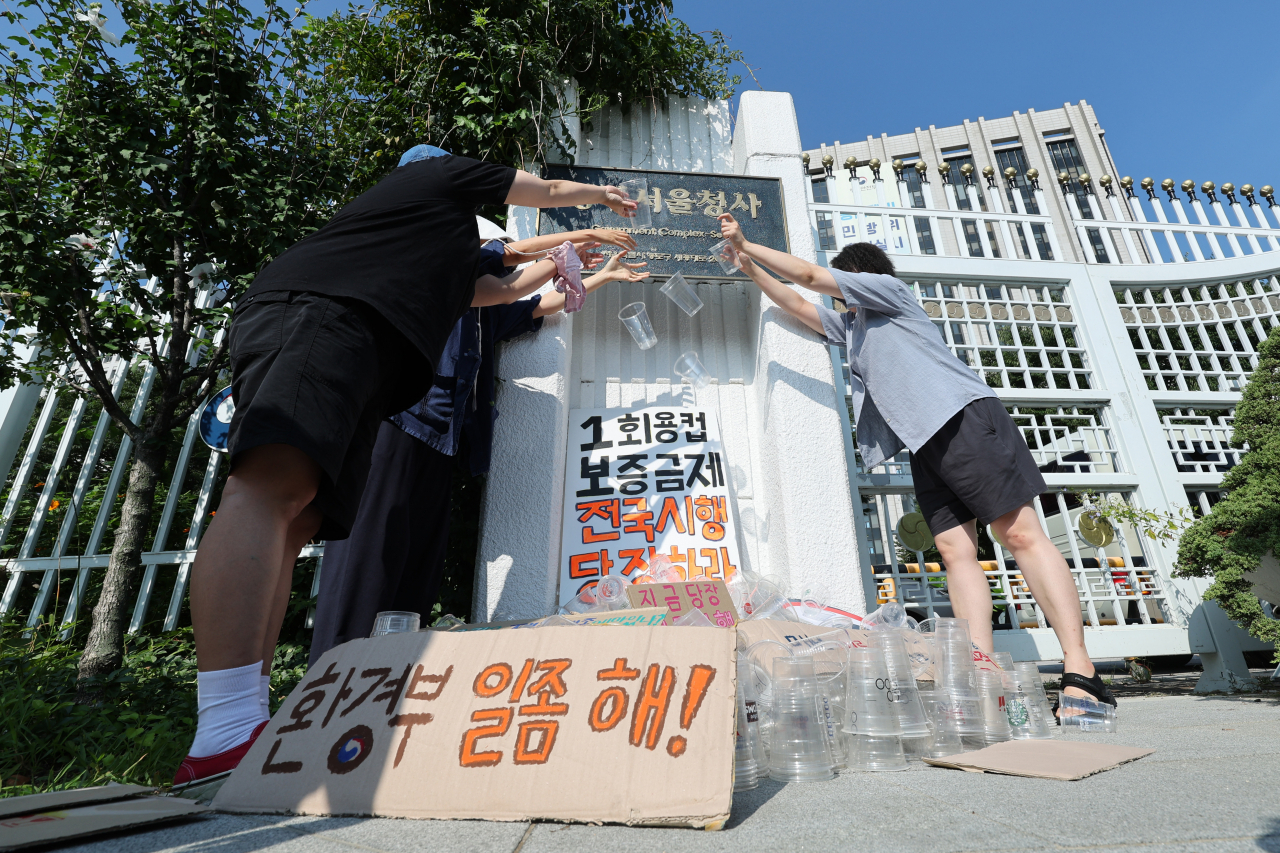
[226,291,431,540]
[909,396,1047,535]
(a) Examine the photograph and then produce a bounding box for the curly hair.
[831,242,896,276]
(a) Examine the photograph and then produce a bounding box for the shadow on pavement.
[724,778,787,829]
[1259,815,1280,852]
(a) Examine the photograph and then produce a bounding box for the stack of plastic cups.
[919,684,964,758]
[1004,661,1053,739]
[370,611,419,636]
[844,647,908,771]
[1013,662,1057,739]
[734,677,759,791]
[797,641,849,771]
[767,657,835,783]
[1058,694,1118,732]
[869,630,932,762]
[933,618,986,750]
[736,654,767,779]
[975,669,1012,745]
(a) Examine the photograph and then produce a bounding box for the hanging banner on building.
[538,165,788,281]
[559,407,743,607]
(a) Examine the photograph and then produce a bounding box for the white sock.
[190,661,264,757]
[260,675,272,722]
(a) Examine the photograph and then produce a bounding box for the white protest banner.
[214,627,735,828]
[559,407,743,608]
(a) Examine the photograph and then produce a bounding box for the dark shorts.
[226,291,430,540]
[909,396,1047,535]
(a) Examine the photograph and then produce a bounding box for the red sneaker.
[172,720,269,791]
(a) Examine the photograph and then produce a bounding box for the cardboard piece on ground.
[0,784,153,820]
[0,797,207,851]
[626,579,738,627]
[456,608,670,631]
[214,626,735,828]
[923,739,1154,780]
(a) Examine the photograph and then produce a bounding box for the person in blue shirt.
[718,212,1114,715]
[309,222,647,664]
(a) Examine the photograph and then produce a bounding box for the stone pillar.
[733,91,866,614]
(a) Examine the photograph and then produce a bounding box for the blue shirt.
[391,297,543,475]
[815,269,996,469]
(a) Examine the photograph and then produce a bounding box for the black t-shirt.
[246,155,517,368]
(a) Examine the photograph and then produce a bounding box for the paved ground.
[61,687,1280,853]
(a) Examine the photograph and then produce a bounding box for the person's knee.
[224,444,321,521]
[994,510,1046,552]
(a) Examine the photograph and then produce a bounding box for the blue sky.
[10,0,1278,188]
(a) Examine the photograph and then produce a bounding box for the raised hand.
[602,185,639,217]
[587,228,639,251]
[601,250,650,283]
[572,241,604,269]
[717,213,746,249]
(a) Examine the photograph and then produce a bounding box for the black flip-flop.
[1052,671,1117,723]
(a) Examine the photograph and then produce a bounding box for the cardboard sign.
[214,626,735,828]
[924,740,1154,781]
[0,798,207,851]
[626,580,739,627]
[560,407,744,607]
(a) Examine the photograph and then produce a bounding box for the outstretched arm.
[717,213,840,298]
[506,170,637,216]
[504,228,636,264]
[737,255,827,336]
[534,252,649,318]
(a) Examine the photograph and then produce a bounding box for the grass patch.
[0,621,309,798]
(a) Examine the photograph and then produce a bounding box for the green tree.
[1176,324,1280,656]
[0,0,344,686]
[298,0,743,198]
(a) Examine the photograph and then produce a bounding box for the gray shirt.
[815,269,996,470]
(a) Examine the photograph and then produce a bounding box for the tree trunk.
[75,438,167,696]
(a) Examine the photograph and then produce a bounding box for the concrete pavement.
[61,692,1280,853]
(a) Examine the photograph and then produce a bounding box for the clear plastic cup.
[920,686,965,758]
[559,583,609,616]
[370,611,419,637]
[845,647,907,772]
[991,651,1015,671]
[742,577,788,621]
[674,351,711,390]
[671,607,714,627]
[792,640,849,771]
[594,575,630,610]
[631,553,683,584]
[535,614,578,628]
[976,669,1013,744]
[1057,694,1118,733]
[621,178,651,227]
[734,686,760,791]
[869,630,931,738]
[430,613,466,630]
[767,657,835,782]
[709,238,741,274]
[737,654,767,778]
[618,302,657,350]
[1007,663,1055,740]
[659,272,704,316]
[861,601,910,631]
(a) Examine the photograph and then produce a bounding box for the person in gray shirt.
[718,213,1114,712]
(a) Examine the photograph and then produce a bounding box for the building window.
[943,155,986,212]
[1045,139,1094,219]
[898,163,927,208]
[994,147,1053,260]
[914,216,936,254]
[812,178,830,204]
[816,211,836,251]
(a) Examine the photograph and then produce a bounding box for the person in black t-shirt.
[175,156,635,790]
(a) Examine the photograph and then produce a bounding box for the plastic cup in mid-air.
[674,350,711,389]
[659,272,704,316]
[709,238,741,274]
[370,611,420,637]
[1057,694,1117,733]
[621,178,651,227]
[619,302,657,350]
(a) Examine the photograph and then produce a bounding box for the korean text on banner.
[213,628,736,828]
[560,407,743,607]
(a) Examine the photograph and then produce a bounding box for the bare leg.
[259,505,323,676]
[933,520,995,655]
[191,444,321,673]
[990,503,1096,698]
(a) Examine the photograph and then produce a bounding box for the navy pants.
[308,420,454,667]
